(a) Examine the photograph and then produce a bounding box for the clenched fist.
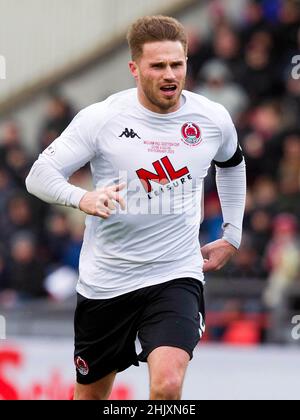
[79,183,126,219]
[201,239,237,272]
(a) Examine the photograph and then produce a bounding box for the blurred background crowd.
[0,0,299,343]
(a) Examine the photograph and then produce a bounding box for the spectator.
[9,232,47,300]
[264,214,300,308]
[194,59,249,121]
[212,24,244,80]
[1,194,39,245]
[44,212,71,265]
[201,192,223,244]
[186,28,212,87]
[0,121,32,187]
[240,0,270,44]
[249,209,272,256]
[274,0,300,59]
[0,168,17,215]
[62,224,84,271]
[38,94,74,152]
[282,73,300,129]
[221,234,267,279]
[279,133,300,191]
[237,36,280,102]
[0,249,9,291]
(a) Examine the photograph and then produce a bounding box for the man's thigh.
[138,278,205,363]
[74,371,117,400]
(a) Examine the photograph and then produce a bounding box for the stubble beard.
[141,78,185,113]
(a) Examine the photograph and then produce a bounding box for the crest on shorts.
[75,356,89,376]
[181,122,202,147]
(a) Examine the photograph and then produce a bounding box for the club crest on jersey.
[75,356,89,376]
[181,123,202,147]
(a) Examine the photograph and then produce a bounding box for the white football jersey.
[28,88,240,299]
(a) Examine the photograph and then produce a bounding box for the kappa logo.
[119,128,141,139]
[74,356,89,376]
[181,122,202,147]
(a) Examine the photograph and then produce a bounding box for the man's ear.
[129,61,139,81]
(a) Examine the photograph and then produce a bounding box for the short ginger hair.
[127,15,188,61]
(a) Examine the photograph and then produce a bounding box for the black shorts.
[74,278,205,385]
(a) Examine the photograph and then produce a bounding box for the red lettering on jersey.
[136,160,169,193]
[161,156,189,181]
[137,156,189,193]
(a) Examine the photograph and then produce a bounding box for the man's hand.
[201,239,237,273]
[79,183,126,219]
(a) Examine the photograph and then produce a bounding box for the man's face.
[129,41,187,114]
